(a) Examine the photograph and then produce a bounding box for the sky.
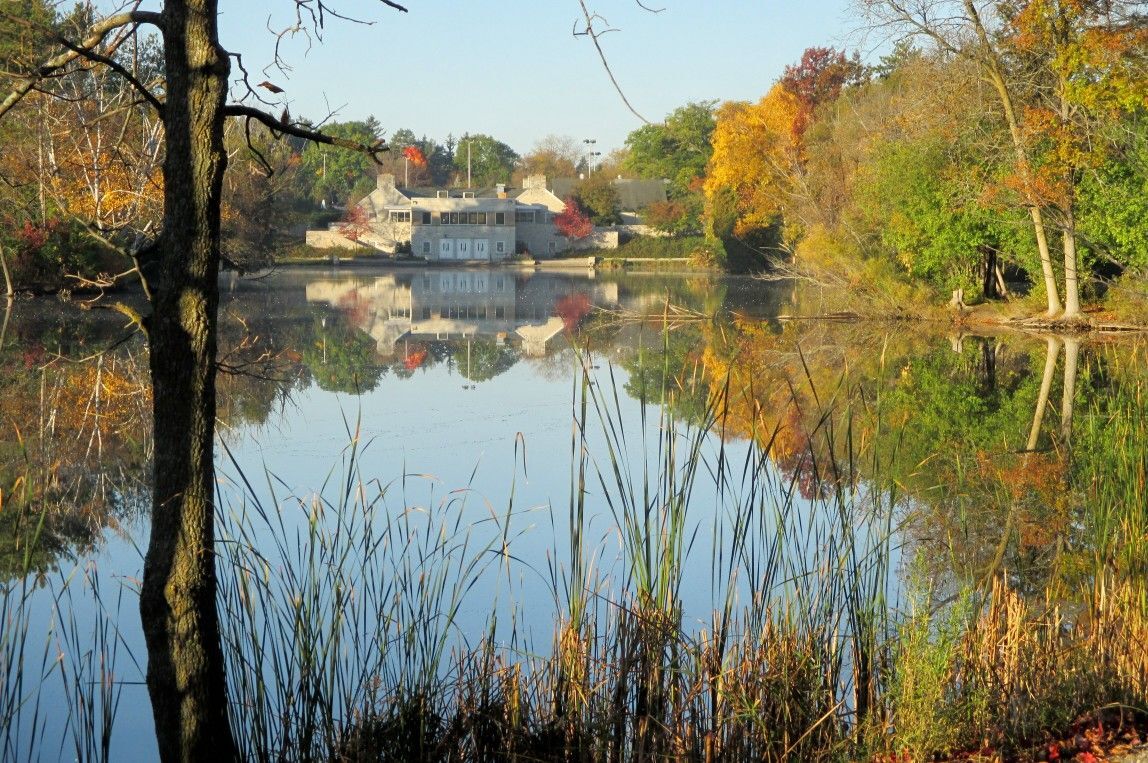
[208,1,871,158]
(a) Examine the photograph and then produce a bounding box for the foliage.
[1077,116,1148,272]
[452,133,518,187]
[572,172,621,225]
[642,197,700,235]
[298,118,383,205]
[454,339,518,382]
[623,101,715,198]
[520,134,583,179]
[301,312,385,394]
[375,128,453,187]
[704,85,801,239]
[553,197,592,239]
[221,120,308,270]
[624,102,714,234]
[779,46,867,137]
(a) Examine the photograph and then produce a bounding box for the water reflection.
[1,269,1144,759]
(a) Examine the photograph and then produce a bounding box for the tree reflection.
[0,308,151,581]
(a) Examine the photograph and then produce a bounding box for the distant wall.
[569,230,620,251]
[305,230,369,250]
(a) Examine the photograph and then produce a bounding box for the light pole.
[582,138,596,177]
[588,151,602,176]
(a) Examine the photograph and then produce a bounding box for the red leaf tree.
[554,197,593,239]
[337,204,371,241]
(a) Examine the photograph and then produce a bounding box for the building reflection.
[305,269,620,358]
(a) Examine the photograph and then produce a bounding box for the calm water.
[1,266,1142,759]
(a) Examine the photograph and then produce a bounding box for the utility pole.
[467,140,472,189]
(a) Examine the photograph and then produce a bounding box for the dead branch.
[574,0,651,124]
[0,9,163,120]
[223,104,389,161]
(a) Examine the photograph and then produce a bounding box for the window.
[421,307,431,320]
[439,212,449,224]
[496,241,505,254]
[495,212,505,225]
[422,241,431,254]
[449,212,459,224]
[421,211,431,224]
[477,212,487,224]
[516,211,535,223]
[389,211,410,222]
[468,212,478,224]
[495,306,505,319]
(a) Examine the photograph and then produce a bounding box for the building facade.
[338,173,596,261]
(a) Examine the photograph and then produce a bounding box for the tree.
[573,172,622,225]
[779,47,866,138]
[0,2,394,759]
[520,134,583,180]
[554,196,594,238]
[298,118,384,205]
[623,101,715,198]
[704,85,802,238]
[221,119,306,271]
[452,132,518,187]
[1000,0,1148,318]
[860,0,1065,316]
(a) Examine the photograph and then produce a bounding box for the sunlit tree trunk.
[1060,336,1079,443]
[138,1,237,759]
[1026,337,1060,452]
[0,243,12,298]
[962,0,1062,317]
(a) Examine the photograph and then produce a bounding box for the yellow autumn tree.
[704,84,802,238]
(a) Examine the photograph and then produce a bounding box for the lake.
[1,266,1144,760]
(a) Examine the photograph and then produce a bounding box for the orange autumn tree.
[704,84,803,240]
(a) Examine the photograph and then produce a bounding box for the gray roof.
[547,177,668,211]
[614,179,667,210]
[399,186,506,199]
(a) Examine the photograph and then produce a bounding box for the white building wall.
[411,196,517,262]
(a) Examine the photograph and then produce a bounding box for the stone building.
[308,173,620,260]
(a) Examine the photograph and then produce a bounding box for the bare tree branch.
[57,34,165,115]
[0,9,163,120]
[222,103,389,161]
[574,0,651,124]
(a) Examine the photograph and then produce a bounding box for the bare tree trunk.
[138,1,238,760]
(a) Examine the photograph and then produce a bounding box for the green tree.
[453,132,518,187]
[454,338,518,382]
[622,102,714,234]
[624,101,715,197]
[574,172,622,225]
[298,118,383,205]
[301,313,385,393]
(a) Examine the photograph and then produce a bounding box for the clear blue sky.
[213,1,867,157]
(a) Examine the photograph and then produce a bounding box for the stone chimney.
[377,173,396,192]
[495,182,507,198]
